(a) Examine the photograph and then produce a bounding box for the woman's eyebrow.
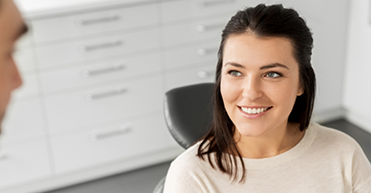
[260,63,289,70]
[224,62,289,70]
[224,62,245,69]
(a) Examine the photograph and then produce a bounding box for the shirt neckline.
[240,122,318,170]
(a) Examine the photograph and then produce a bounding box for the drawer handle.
[79,40,123,53]
[90,125,132,141]
[75,15,120,27]
[197,47,218,56]
[82,64,125,77]
[85,87,127,101]
[196,23,225,32]
[199,0,234,7]
[198,70,213,79]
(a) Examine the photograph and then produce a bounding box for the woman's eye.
[265,72,281,78]
[228,70,242,77]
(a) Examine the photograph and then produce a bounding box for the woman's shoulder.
[310,122,362,153]
[164,142,219,193]
[170,141,208,169]
[164,142,215,192]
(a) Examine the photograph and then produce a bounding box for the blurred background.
[0,0,370,192]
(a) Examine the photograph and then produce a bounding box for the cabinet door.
[39,52,162,93]
[165,63,216,91]
[35,28,161,69]
[2,99,45,145]
[12,46,40,101]
[162,14,228,47]
[0,140,51,190]
[44,75,163,133]
[163,41,219,71]
[31,3,159,43]
[160,0,261,23]
[11,72,40,101]
[13,47,35,73]
[51,115,176,174]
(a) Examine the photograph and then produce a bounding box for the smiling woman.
[163,4,371,193]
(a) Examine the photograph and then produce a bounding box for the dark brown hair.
[197,4,316,182]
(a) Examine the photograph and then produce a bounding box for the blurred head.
[0,0,26,133]
[214,4,315,135]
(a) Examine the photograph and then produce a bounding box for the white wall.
[343,0,371,133]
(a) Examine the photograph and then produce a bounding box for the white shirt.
[164,123,371,193]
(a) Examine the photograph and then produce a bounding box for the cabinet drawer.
[35,28,160,68]
[162,15,228,47]
[2,99,45,145]
[160,0,254,23]
[51,115,175,174]
[163,41,219,70]
[165,63,216,91]
[31,3,159,43]
[40,52,162,93]
[0,140,51,190]
[13,47,35,73]
[44,75,163,132]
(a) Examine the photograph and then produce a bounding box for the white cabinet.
[161,14,228,46]
[44,75,163,133]
[35,28,161,69]
[2,99,46,145]
[165,63,216,90]
[162,41,219,70]
[31,3,160,43]
[160,0,261,23]
[0,140,51,190]
[2,1,174,192]
[39,52,162,93]
[51,114,173,174]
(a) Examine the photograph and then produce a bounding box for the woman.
[164,4,371,192]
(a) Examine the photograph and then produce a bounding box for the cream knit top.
[164,123,371,193]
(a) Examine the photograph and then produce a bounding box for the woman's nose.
[242,77,262,101]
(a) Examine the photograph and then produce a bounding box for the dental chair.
[152,83,215,193]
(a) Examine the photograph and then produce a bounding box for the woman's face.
[220,33,303,138]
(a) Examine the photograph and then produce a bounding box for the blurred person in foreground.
[164,4,371,193]
[0,0,27,134]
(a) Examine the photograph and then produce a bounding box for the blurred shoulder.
[164,142,213,192]
[169,142,208,170]
[310,122,362,152]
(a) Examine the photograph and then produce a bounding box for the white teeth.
[241,107,269,114]
[252,108,257,114]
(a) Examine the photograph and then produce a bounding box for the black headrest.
[164,83,215,149]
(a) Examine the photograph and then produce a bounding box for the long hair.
[197,4,316,182]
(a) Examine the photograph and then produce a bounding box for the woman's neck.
[234,122,305,159]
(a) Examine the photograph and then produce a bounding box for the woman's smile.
[238,106,272,118]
